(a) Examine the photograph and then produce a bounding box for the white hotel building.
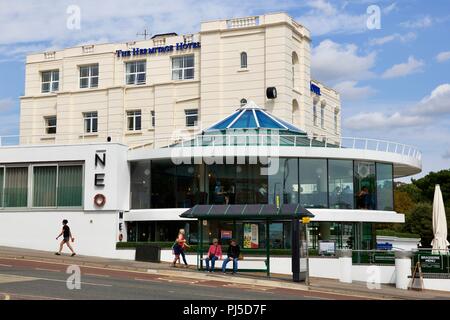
[0,13,422,270]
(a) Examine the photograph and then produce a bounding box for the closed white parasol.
[431,185,449,254]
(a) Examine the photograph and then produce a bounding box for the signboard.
[419,255,442,270]
[376,242,393,250]
[116,42,201,58]
[221,230,232,240]
[319,241,336,255]
[243,224,259,249]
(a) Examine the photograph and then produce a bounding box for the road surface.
[0,257,367,300]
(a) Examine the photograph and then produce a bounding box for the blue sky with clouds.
[0,0,449,180]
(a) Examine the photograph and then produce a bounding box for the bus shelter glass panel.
[33,166,57,207]
[268,158,299,206]
[376,163,393,210]
[354,161,376,210]
[4,167,28,208]
[299,159,328,208]
[130,160,151,209]
[328,160,354,209]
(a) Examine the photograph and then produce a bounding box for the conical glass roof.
[204,101,306,135]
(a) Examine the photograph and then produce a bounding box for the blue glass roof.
[204,101,306,134]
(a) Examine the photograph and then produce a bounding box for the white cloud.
[381,56,424,79]
[333,81,376,100]
[400,15,433,28]
[311,39,376,83]
[383,3,398,15]
[436,51,450,63]
[296,0,367,36]
[369,32,416,46]
[0,98,16,112]
[344,112,427,130]
[344,83,450,131]
[413,84,450,114]
[0,0,292,46]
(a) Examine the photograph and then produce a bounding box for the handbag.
[238,253,244,260]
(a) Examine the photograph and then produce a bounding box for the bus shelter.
[180,204,314,282]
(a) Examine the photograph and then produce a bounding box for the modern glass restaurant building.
[0,13,422,259]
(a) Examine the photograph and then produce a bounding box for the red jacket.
[207,244,223,258]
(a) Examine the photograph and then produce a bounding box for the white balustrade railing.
[0,132,422,161]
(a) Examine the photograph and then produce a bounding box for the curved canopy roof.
[204,101,306,135]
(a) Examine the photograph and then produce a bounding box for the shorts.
[173,245,182,255]
[63,237,70,243]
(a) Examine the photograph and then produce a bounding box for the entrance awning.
[180,204,314,220]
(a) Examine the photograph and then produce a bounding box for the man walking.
[55,219,76,256]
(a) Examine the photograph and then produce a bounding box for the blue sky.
[0,0,449,181]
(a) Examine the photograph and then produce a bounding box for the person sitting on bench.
[205,238,222,272]
[222,239,241,274]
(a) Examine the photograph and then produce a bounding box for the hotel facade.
[0,13,422,267]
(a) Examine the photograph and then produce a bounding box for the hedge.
[376,229,420,238]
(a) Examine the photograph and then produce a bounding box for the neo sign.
[95,150,106,187]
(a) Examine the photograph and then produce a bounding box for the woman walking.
[55,219,76,256]
[177,229,190,268]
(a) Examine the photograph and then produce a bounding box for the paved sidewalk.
[1,246,449,300]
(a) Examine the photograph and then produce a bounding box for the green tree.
[403,203,433,247]
[412,169,450,206]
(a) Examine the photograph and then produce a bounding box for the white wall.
[0,211,121,258]
[0,143,130,212]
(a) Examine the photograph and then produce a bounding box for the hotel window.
[172,55,194,80]
[45,116,57,134]
[127,110,142,131]
[334,109,339,134]
[41,70,59,93]
[83,112,98,133]
[313,101,318,126]
[0,167,3,207]
[240,98,247,107]
[321,106,325,129]
[185,109,198,127]
[126,61,146,85]
[57,165,83,207]
[32,165,83,208]
[33,166,57,207]
[240,52,247,68]
[151,111,155,127]
[3,167,28,208]
[80,64,99,88]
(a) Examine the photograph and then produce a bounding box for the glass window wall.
[354,161,376,210]
[376,163,393,210]
[328,160,354,209]
[299,159,328,208]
